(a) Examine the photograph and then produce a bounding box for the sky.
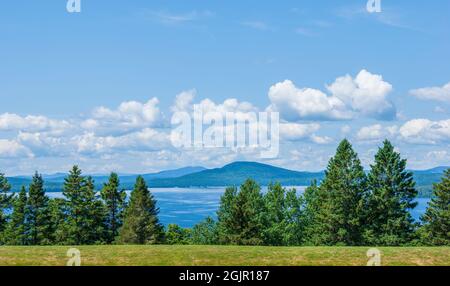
[0,0,449,175]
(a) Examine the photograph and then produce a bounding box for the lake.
[47,187,431,228]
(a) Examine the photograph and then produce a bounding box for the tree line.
[0,139,448,246]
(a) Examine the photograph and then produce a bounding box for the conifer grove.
[0,140,448,246]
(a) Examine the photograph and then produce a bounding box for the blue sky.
[0,0,449,175]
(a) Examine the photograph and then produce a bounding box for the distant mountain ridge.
[6,162,448,198]
[149,162,324,187]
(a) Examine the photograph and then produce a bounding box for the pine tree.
[47,198,70,245]
[263,183,303,246]
[217,179,266,245]
[217,186,237,244]
[0,172,12,234]
[100,172,126,243]
[302,180,321,245]
[3,186,27,245]
[420,169,450,245]
[25,172,51,245]
[312,139,367,245]
[365,140,418,245]
[118,176,163,244]
[63,166,106,245]
[85,176,107,244]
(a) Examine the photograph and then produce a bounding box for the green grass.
[1,245,449,266]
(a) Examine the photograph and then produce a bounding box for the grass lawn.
[0,245,449,266]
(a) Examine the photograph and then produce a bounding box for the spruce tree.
[263,183,303,246]
[365,140,418,245]
[312,139,367,245]
[84,176,107,244]
[25,172,51,245]
[420,169,450,245]
[302,180,321,245]
[217,186,238,244]
[217,179,266,245]
[118,176,163,244]
[48,198,70,245]
[0,172,12,234]
[3,186,27,245]
[63,166,106,245]
[100,172,126,243]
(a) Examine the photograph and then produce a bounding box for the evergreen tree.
[217,179,266,245]
[63,166,106,245]
[312,139,367,245]
[85,176,108,244]
[0,172,12,234]
[263,183,303,246]
[118,176,163,244]
[191,217,218,245]
[216,186,237,244]
[165,224,191,245]
[25,172,51,245]
[420,169,450,245]
[365,140,418,245]
[302,180,321,245]
[47,198,70,245]
[100,172,126,243]
[3,186,27,245]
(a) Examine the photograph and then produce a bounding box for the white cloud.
[17,132,67,157]
[0,113,71,133]
[326,69,395,120]
[268,70,396,121]
[0,139,33,158]
[356,124,398,142]
[399,119,450,144]
[171,89,196,113]
[280,123,320,140]
[410,82,450,103]
[90,97,162,133]
[279,123,330,144]
[268,80,351,121]
[75,128,171,154]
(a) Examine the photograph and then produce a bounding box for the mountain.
[6,166,206,192]
[149,162,324,187]
[5,163,448,198]
[413,166,450,174]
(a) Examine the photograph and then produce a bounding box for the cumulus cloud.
[356,124,398,141]
[268,80,350,121]
[279,123,331,144]
[399,119,450,144]
[410,82,450,103]
[88,97,162,133]
[75,128,171,154]
[0,139,33,158]
[356,119,450,144]
[171,90,196,113]
[268,69,396,121]
[0,113,71,133]
[17,132,68,157]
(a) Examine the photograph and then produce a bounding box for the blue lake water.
[47,187,431,228]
